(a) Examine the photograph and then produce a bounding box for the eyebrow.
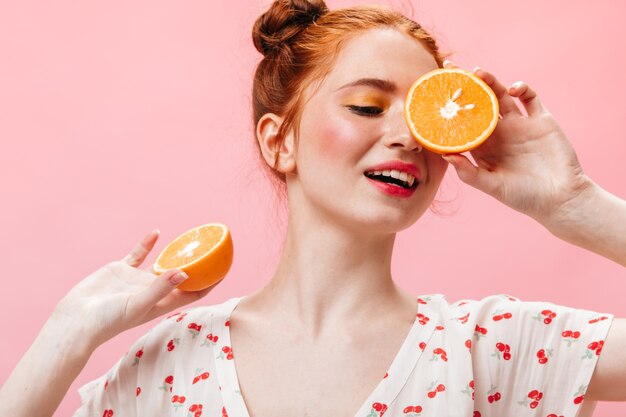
[336,78,398,93]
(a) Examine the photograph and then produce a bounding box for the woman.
[1,1,625,416]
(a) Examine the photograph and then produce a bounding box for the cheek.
[315,110,366,159]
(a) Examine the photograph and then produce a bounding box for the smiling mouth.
[363,172,419,190]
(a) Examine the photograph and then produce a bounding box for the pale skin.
[1,27,625,417]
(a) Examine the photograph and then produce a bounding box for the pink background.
[1,0,625,415]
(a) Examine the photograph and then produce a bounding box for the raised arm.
[440,60,625,267]
[0,230,212,417]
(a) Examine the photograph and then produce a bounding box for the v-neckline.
[212,294,442,417]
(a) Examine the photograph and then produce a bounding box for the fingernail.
[443,59,452,66]
[153,228,160,235]
[170,271,189,285]
[473,67,482,74]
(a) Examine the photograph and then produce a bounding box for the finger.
[123,229,160,267]
[442,59,458,69]
[126,269,190,319]
[473,68,523,117]
[144,280,221,321]
[508,81,547,117]
[442,153,501,196]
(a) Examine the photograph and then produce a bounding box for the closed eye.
[346,105,384,117]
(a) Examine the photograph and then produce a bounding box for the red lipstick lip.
[363,160,421,181]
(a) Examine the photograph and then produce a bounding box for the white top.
[73,293,613,417]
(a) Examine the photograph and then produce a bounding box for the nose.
[383,110,423,153]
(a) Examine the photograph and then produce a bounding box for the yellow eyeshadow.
[343,94,387,107]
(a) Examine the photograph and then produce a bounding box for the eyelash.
[347,105,383,117]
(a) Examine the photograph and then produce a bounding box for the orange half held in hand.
[404,68,499,154]
[153,223,233,292]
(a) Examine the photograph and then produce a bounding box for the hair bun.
[253,0,328,56]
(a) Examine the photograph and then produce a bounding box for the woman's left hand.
[440,60,593,225]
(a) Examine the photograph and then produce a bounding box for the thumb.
[442,154,498,195]
[132,269,189,311]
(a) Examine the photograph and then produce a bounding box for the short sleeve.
[468,294,614,416]
[71,309,195,417]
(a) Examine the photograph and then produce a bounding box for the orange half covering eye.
[404,68,499,154]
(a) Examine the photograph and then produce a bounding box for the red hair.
[252,0,450,205]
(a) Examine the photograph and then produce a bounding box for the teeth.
[367,169,417,187]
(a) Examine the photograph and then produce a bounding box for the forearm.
[0,311,96,417]
[542,179,626,267]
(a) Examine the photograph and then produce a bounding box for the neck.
[251,199,415,340]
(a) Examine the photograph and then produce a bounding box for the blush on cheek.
[316,112,363,159]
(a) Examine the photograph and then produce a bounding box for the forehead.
[320,28,439,93]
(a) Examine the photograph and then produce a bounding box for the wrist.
[537,175,598,239]
[48,307,98,359]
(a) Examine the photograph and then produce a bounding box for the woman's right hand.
[52,230,217,351]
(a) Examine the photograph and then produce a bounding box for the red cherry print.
[541,309,551,316]
[167,312,180,319]
[178,396,186,403]
[165,375,174,384]
[436,384,445,392]
[102,411,114,417]
[419,342,426,350]
[433,348,443,355]
[414,405,422,413]
[135,349,144,358]
[441,353,448,362]
[536,392,543,400]
[574,395,584,404]
[537,349,545,358]
[171,395,179,403]
[201,372,210,379]
[496,342,505,352]
[427,391,436,398]
[372,402,383,412]
[503,352,511,361]
[193,376,200,384]
[481,328,487,335]
[383,372,388,379]
[473,412,481,417]
[222,346,231,353]
[104,380,109,390]
[571,331,580,339]
[544,318,552,324]
[190,404,199,412]
[469,380,475,389]
[562,330,572,337]
[538,357,548,364]
[222,406,229,417]
[226,352,234,360]
[225,320,230,326]
[465,339,471,350]
[503,312,512,319]
[458,313,470,324]
[504,344,510,353]
[596,348,602,355]
[549,312,556,318]
[435,325,444,330]
[493,315,503,321]
[487,395,494,403]
[175,313,187,322]
[403,406,413,414]
[417,297,427,304]
[588,341,599,350]
[213,335,219,343]
[136,387,141,396]
[494,392,501,401]
[529,401,538,409]
[528,390,539,399]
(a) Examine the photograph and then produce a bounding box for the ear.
[256,113,297,176]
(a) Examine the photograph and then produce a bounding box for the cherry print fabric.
[72,293,613,417]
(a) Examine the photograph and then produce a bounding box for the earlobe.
[256,113,297,175]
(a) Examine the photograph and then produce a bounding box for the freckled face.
[288,28,449,233]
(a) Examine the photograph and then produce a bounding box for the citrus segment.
[153,223,233,292]
[404,68,499,154]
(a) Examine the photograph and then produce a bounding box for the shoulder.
[138,297,239,352]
